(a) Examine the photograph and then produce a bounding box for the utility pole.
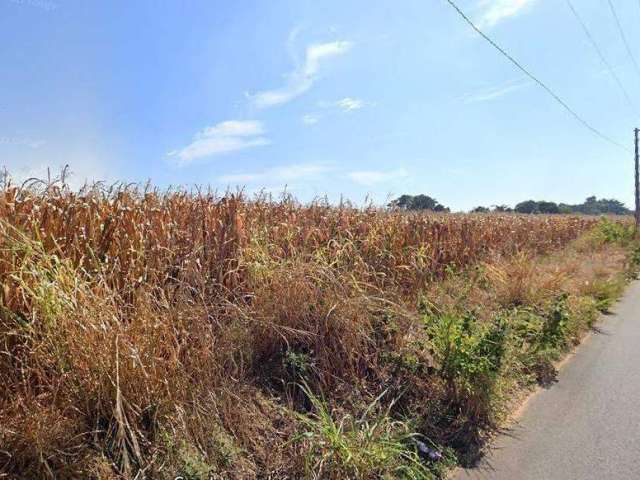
[636,128,640,231]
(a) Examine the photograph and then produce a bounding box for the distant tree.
[566,197,630,215]
[513,197,631,215]
[389,194,450,212]
[471,206,490,213]
[558,203,573,214]
[577,196,599,215]
[537,201,560,214]
[492,204,513,213]
[388,194,411,209]
[470,205,514,213]
[596,198,629,215]
[514,200,540,214]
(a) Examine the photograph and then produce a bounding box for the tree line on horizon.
[389,195,631,215]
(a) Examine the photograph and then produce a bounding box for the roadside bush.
[593,218,635,245]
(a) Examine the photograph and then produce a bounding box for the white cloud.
[461,79,531,103]
[286,26,303,61]
[302,97,369,126]
[476,0,536,28]
[347,168,409,186]
[197,120,265,138]
[336,97,365,111]
[250,40,353,109]
[168,120,270,166]
[218,163,331,184]
[302,114,320,125]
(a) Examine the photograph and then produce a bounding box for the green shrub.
[540,294,570,349]
[426,312,507,391]
[594,219,635,245]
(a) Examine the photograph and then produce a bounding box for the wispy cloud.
[347,168,409,186]
[301,114,320,125]
[460,78,531,103]
[168,120,270,166]
[250,40,353,109]
[476,0,536,28]
[302,97,370,126]
[218,163,331,184]
[336,97,365,112]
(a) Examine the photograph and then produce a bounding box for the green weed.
[594,219,635,245]
[426,312,506,388]
[295,385,444,479]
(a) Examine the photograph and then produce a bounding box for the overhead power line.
[565,0,638,117]
[606,0,640,81]
[443,0,630,153]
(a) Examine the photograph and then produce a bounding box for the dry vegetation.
[0,179,636,479]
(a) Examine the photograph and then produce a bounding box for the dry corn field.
[0,182,631,479]
[0,184,598,297]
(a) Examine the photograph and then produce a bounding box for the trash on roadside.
[414,439,443,461]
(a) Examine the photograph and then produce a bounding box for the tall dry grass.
[0,177,628,479]
[0,181,596,296]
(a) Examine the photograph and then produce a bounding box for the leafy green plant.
[295,385,442,479]
[594,219,635,245]
[175,443,214,480]
[284,349,313,381]
[630,246,640,266]
[426,312,506,387]
[540,294,570,349]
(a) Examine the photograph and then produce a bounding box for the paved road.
[454,281,640,480]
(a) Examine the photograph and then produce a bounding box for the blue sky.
[1,0,639,211]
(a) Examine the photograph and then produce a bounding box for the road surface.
[454,281,640,480]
